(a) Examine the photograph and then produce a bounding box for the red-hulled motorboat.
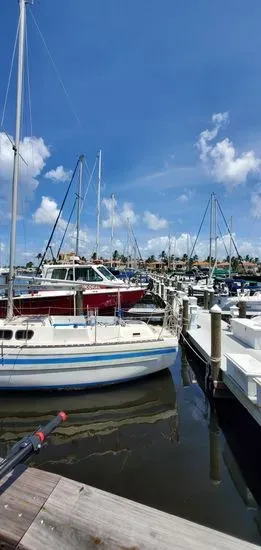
[0,263,146,317]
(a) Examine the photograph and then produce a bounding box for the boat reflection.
[0,371,178,485]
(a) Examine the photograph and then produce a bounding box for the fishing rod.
[0,411,67,480]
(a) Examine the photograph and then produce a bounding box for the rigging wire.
[81,156,98,214]
[189,197,210,261]
[217,223,229,259]
[28,8,82,128]
[56,197,77,259]
[216,197,246,273]
[1,14,20,128]
[37,157,80,272]
[0,13,27,166]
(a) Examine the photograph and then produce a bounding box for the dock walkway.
[187,309,261,425]
[0,465,259,549]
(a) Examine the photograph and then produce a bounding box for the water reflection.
[0,352,261,544]
[0,370,178,476]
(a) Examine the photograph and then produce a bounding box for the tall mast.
[96,149,101,258]
[75,154,84,257]
[126,218,130,268]
[168,234,171,270]
[7,0,26,319]
[214,194,218,264]
[110,193,115,267]
[228,216,233,278]
[208,193,213,278]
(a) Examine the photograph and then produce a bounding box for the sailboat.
[0,0,178,390]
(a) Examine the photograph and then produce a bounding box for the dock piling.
[208,289,214,310]
[238,299,247,318]
[75,289,83,316]
[182,296,189,336]
[203,289,208,310]
[210,304,222,383]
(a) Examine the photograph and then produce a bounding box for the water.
[0,348,261,545]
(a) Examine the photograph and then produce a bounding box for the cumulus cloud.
[197,112,261,186]
[33,196,64,226]
[143,211,168,230]
[0,132,50,209]
[44,165,72,183]
[102,197,139,228]
[32,196,88,253]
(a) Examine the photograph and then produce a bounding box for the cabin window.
[15,330,34,340]
[98,265,117,281]
[67,267,103,282]
[132,332,141,336]
[0,330,13,340]
[51,268,67,280]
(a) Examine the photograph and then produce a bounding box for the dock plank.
[0,467,60,549]
[18,473,260,550]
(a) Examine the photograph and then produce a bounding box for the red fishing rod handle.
[35,411,68,442]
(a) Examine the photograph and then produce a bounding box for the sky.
[1,0,261,265]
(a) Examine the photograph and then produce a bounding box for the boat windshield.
[97,266,118,281]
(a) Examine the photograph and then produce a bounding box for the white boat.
[217,292,261,313]
[0,0,178,390]
[0,315,177,390]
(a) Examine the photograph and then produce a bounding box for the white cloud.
[176,189,194,203]
[197,112,261,187]
[33,196,63,226]
[32,196,89,254]
[44,165,72,183]
[0,132,50,207]
[102,197,139,228]
[143,211,168,230]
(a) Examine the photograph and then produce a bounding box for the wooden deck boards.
[0,467,60,549]
[0,466,259,549]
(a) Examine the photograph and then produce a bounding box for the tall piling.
[210,304,222,383]
[182,296,189,336]
[203,289,208,310]
[238,299,247,318]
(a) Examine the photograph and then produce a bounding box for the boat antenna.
[7,0,27,320]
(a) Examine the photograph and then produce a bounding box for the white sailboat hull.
[0,316,178,390]
[0,347,177,390]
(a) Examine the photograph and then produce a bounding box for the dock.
[186,308,261,426]
[0,465,259,549]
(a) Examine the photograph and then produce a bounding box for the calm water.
[0,348,261,545]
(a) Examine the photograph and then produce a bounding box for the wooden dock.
[186,309,261,426]
[0,465,259,549]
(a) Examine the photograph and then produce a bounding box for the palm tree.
[36,253,42,261]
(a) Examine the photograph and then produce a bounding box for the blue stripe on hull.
[2,347,177,365]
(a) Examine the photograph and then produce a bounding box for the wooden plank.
[0,467,60,549]
[18,473,260,550]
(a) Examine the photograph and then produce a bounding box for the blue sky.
[1,0,261,264]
